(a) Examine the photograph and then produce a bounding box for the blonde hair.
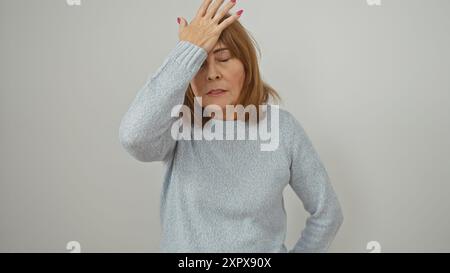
[182,13,282,126]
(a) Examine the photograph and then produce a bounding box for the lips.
[206,89,227,96]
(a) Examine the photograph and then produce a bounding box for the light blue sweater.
[118,40,344,253]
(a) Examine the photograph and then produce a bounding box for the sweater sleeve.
[287,115,344,253]
[118,41,207,162]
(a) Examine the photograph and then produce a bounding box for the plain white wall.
[1,0,449,252]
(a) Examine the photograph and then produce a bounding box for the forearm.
[118,41,207,162]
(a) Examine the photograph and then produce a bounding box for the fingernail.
[231,0,236,3]
[237,9,244,16]
[177,17,180,24]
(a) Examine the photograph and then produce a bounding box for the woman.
[119,0,343,253]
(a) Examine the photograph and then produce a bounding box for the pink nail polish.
[177,17,180,24]
[237,9,244,16]
[231,0,236,3]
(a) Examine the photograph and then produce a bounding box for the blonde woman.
[119,0,343,253]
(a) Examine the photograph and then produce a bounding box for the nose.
[207,64,222,81]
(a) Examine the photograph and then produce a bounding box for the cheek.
[190,79,203,96]
[229,69,245,96]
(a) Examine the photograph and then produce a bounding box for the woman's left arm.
[287,115,344,253]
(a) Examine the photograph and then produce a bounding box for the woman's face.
[190,42,245,117]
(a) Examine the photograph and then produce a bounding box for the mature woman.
[119,0,343,253]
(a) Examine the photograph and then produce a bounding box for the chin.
[202,98,232,110]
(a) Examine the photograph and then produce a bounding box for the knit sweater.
[118,40,344,253]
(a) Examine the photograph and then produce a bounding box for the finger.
[195,0,213,18]
[217,10,242,31]
[178,17,187,33]
[205,0,225,19]
[212,0,236,23]
[180,17,188,27]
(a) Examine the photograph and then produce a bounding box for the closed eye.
[201,59,230,68]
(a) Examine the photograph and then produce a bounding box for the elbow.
[120,139,152,162]
[118,124,135,152]
[336,206,344,229]
[118,128,151,162]
[319,195,344,232]
[331,200,344,231]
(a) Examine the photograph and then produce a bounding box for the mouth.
[206,89,227,97]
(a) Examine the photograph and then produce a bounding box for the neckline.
[211,118,247,124]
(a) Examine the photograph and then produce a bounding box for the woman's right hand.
[177,0,243,54]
